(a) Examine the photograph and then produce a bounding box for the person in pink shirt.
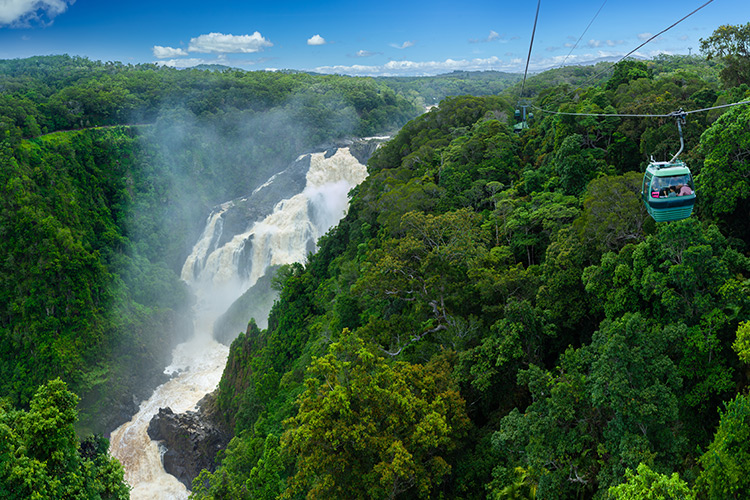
[677,184,693,196]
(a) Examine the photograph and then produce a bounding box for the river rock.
[147,395,230,490]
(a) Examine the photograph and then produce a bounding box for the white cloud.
[314,56,517,77]
[470,30,502,43]
[354,50,378,57]
[154,55,273,70]
[595,50,626,58]
[188,32,272,54]
[153,45,189,58]
[644,49,673,58]
[390,40,415,49]
[636,32,664,43]
[313,48,658,77]
[589,39,624,48]
[0,0,74,26]
[527,51,630,71]
[307,34,326,46]
[157,58,210,69]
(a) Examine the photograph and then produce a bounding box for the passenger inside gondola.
[652,173,693,198]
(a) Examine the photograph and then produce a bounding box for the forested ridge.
[194,38,750,499]
[0,54,432,495]
[1,23,749,498]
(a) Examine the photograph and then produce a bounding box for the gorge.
[109,140,379,498]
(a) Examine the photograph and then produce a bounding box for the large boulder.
[147,394,229,489]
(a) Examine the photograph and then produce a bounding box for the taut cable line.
[560,0,608,68]
[531,100,750,119]
[520,0,542,99]
[579,0,716,88]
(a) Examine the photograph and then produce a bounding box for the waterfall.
[181,147,367,306]
[109,145,371,499]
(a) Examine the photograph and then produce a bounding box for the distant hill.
[377,70,523,107]
[190,63,236,72]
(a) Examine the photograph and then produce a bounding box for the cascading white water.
[108,338,229,499]
[181,147,367,297]
[109,147,369,499]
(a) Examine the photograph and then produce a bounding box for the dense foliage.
[0,379,129,499]
[0,55,417,141]
[0,127,192,433]
[378,71,522,108]
[0,56,424,437]
[3,22,750,498]
[700,22,750,88]
[196,44,750,499]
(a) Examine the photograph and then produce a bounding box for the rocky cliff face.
[147,393,229,489]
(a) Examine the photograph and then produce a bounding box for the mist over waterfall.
[180,146,368,333]
[109,143,375,499]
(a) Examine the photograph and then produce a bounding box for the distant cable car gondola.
[641,110,695,222]
[514,101,532,133]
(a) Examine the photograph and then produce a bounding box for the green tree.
[606,60,652,90]
[583,221,748,442]
[0,379,129,499]
[354,209,484,354]
[733,320,750,364]
[695,393,750,499]
[489,190,579,266]
[246,434,285,499]
[281,331,469,499]
[554,134,600,196]
[494,314,684,498]
[575,171,651,255]
[608,463,693,500]
[695,103,750,243]
[700,23,750,88]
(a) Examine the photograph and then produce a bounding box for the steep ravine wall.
[110,139,382,498]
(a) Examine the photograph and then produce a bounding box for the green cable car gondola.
[641,110,695,222]
[641,160,695,222]
[514,101,532,133]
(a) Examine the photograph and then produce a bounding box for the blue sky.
[0,0,748,76]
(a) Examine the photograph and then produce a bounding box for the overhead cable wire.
[560,0,608,68]
[531,100,750,118]
[532,0,719,117]
[683,100,750,114]
[520,0,542,98]
[580,0,715,87]
[531,105,666,117]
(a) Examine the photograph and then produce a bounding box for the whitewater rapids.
[109,146,369,498]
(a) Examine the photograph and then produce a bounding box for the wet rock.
[147,394,230,490]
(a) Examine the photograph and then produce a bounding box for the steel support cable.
[580,0,715,88]
[531,105,666,117]
[520,0,542,98]
[531,100,750,118]
[684,100,750,114]
[560,0,608,68]
[522,0,714,113]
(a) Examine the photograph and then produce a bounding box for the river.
[109,145,370,498]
